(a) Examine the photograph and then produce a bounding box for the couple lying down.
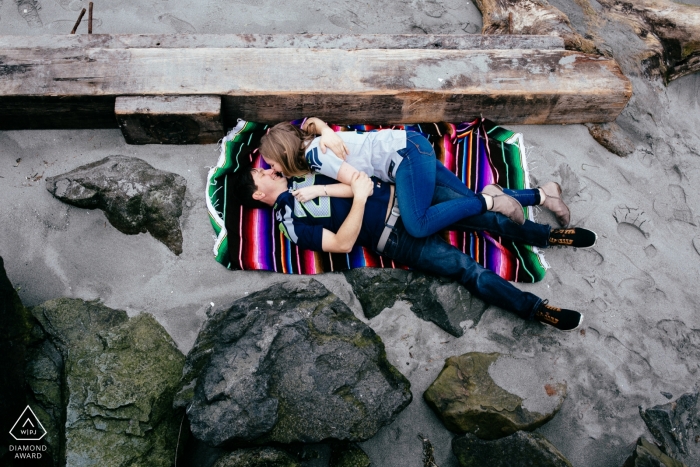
[231,118,597,331]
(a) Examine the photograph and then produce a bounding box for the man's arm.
[321,173,374,253]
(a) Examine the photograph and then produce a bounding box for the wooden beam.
[0,35,631,129]
[0,33,565,50]
[115,96,223,144]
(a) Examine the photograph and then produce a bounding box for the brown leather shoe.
[481,184,525,225]
[539,181,570,227]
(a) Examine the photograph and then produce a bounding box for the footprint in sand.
[613,205,652,244]
[604,335,652,376]
[644,244,658,258]
[581,176,612,202]
[419,0,446,18]
[17,0,43,28]
[653,184,695,225]
[158,13,196,33]
[570,248,604,274]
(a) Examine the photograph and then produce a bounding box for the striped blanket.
[207,118,548,283]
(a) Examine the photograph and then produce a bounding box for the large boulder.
[329,444,371,467]
[0,257,45,464]
[343,268,487,337]
[423,353,566,439]
[45,155,187,254]
[27,299,186,467]
[176,279,412,447]
[212,447,300,467]
[452,431,573,467]
[640,392,699,465]
[622,437,687,467]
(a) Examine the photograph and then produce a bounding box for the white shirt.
[303,130,407,182]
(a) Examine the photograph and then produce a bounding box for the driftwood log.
[473,0,700,84]
[0,34,632,140]
[472,0,599,54]
[595,0,700,83]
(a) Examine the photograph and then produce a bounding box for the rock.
[0,257,44,464]
[28,298,186,467]
[640,392,700,465]
[472,0,599,54]
[423,352,565,439]
[343,268,487,337]
[176,279,412,447]
[329,443,371,467]
[212,447,300,467]
[452,431,573,467]
[45,155,187,254]
[622,437,687,467]
[585,122,636,157]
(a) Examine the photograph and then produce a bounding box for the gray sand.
[2,1,700,466]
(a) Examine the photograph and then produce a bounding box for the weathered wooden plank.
[0,47,632,125]
[115,95,222,144]
[0,33,565,50]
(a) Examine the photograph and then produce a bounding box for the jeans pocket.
[405,132,435,156]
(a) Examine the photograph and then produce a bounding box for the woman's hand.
[292,185,323,203]
[319,127,350,160]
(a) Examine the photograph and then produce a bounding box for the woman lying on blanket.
[258,118,570,238]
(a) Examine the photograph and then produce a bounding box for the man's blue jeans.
[379,186,551,321]
[394,131,541,238]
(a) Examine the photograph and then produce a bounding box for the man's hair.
[259,122,314,177]
[229,168,270,210]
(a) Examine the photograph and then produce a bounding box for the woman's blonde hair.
[259,122,315,177]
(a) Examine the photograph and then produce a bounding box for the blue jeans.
[394,131,541,238]
[380,185,551,320]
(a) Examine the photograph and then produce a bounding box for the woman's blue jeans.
[395,131,541,238]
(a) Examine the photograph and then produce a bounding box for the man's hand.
[350,172,374,202]
[319,127,350,159]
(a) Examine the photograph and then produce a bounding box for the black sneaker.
[535,300,583,331]
[548,228,597,248]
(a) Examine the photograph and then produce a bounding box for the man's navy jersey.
[273,173,392,252]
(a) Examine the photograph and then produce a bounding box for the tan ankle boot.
[540,182,570,227]
[481,184,525,225]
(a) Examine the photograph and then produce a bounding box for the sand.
[1,1,700,466]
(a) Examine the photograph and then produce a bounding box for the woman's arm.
[292,182,354,202]
[302,117,349,158]
[292,161,362,202]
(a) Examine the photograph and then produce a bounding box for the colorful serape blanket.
[207,118,548,283]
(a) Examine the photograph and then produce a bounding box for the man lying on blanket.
[231,167,597,331]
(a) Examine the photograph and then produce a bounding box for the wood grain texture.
[472,0,599,54]
[115,95,222,144]
[0,33,565,50]
[0,37,632,127]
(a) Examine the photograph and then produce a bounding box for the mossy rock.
[424,352,564,439]
[452,431,572,467]
[28,298,185,467]
[329,443,371,467]
[212,447,300,467]
[622,437,688,467]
